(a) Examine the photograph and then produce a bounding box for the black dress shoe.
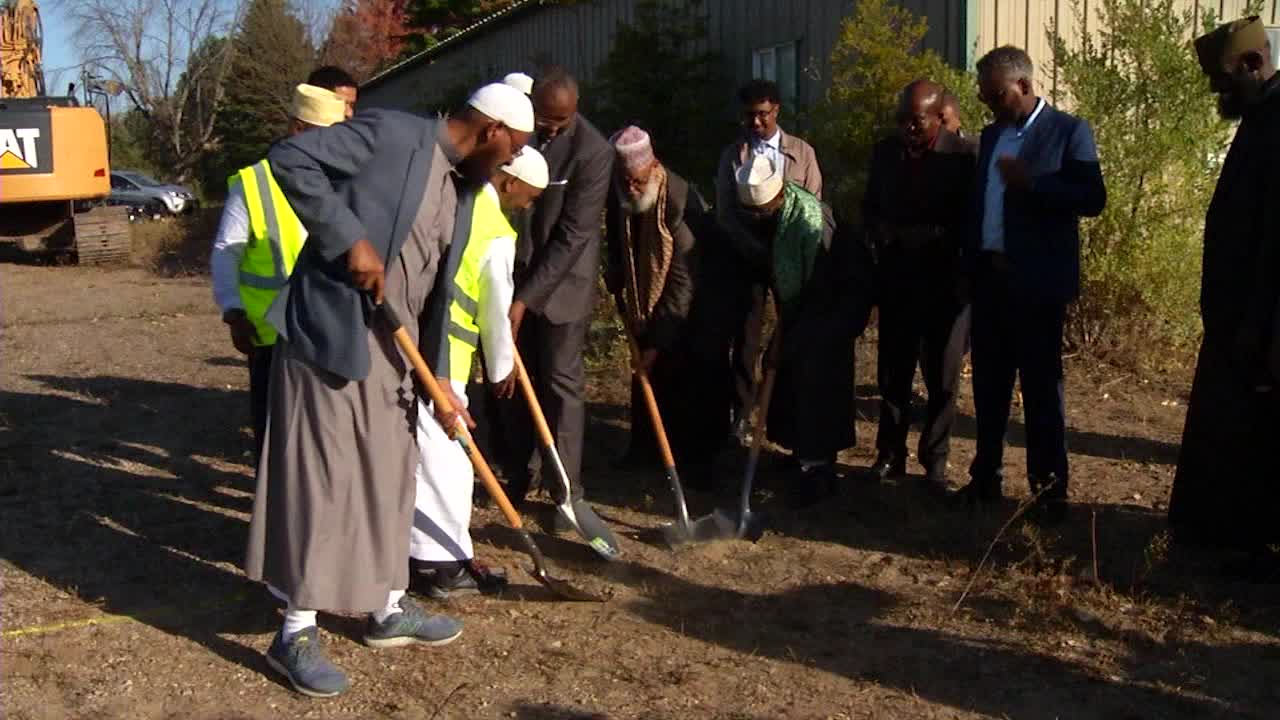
[953,479,1003,507]
[868,455,906,482]
[1030,496,1069,526]
[922,467,950,496]
[787,464,836,509]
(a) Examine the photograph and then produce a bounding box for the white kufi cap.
[503,72,534,95]
[736,153,784,207]
[500,146,549,190]
[291,84,347,127]
[467,82,535,133]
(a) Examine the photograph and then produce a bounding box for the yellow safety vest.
[229,159,305,346]
[446,186,514,383]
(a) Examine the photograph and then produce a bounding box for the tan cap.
[1195,15,1267,75]
[291,84,347,127]
[736,154,784,207]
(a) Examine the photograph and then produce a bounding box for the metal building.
[360,0,1276,112]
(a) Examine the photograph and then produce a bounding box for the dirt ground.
[2,253,1278,720]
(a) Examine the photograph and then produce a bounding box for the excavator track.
[71,205,131,264]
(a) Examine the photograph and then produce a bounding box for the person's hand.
[347,238,385,304]
[224,309,258,355]
[492,369,518,400]
[509,300,527,340]
[433,380,477,438]
[996,156,1031,191]
[633,348,658,375]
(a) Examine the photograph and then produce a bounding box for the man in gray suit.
[245,84,532,698]
[494,68,614,532]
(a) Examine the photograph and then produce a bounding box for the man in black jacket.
[496,68,614,530]
[864,80,977,493]
[605,126,730,488]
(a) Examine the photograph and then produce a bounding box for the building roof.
[363,0,547,91]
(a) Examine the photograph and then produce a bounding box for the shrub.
[587,0,726,191]
[1049,0,1238,362]
[812,0,986,226]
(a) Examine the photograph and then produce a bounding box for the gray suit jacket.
[266,109,455,381]
[515,113,614,324]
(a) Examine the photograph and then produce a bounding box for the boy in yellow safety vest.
[408,147,549,598]
[210,82,349,461]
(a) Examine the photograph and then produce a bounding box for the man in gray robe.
[246,84,533,698]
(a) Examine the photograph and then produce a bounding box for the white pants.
[409,380,475,562]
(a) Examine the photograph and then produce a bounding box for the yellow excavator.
[1,0,129,263]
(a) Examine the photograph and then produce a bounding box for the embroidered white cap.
[736,153,784,207]
[610,125,656,173]
[291,84,347,127]
[503,72,535,95]
[500,146,549,189]
[467,82,535,133]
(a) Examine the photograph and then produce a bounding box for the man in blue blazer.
[959,46,1106,523]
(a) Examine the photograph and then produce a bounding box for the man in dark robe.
[1170,16,1280,549]
[605,126,730,489]
[864,80,977,493]
[731,154,871,508]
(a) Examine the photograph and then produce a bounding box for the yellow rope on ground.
[3,613,135,639]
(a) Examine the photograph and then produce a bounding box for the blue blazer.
[971,102,1106,303]
[266,109,450,381]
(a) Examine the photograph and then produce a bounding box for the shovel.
[380,303,602,602]
[622,328,734,548]
[683,332,780,543]
[512,347,622,561]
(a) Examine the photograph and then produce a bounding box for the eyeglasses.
[742,105,779,122]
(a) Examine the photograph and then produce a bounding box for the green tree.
[400,0,510,56]
[203,0,315,196]
[588,0,726,188]
[811,0,985,225]
[1048,0,1244,359]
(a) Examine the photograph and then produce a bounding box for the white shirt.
[476,184,516,383]
[981,98,1046,253]
[209,181,310,313]
[751,129,786,177]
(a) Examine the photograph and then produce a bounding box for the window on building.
[752,41,798,106]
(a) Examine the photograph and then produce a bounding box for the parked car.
[109,170,197,215]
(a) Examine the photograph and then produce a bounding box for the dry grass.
[129,206,223,276]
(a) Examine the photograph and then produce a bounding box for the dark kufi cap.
[1195,16,1267,75]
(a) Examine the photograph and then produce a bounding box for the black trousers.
[248,344,275,464]
[627,328,732,470]
[969,260,1069,496]
[874,278,970,476]
[487,311,590,504]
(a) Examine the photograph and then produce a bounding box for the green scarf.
[772,182,826,309]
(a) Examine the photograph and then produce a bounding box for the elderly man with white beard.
[605,126,731,490]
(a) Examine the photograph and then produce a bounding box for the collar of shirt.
[752,129,782,152]
[1007,97,1047,138]
[436,119,464,166]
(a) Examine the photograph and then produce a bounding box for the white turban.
[503,72,534,95]
[736,154,784,207]
[291,84,346,127]
[500,147,549,190]
[467,83,535,133]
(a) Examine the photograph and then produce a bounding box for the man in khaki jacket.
[714,79,823,443]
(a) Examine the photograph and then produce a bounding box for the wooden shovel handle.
[512,348,557,449]
[381,305,524,530]
[622,325,678,470]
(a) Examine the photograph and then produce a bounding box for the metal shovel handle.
[739,331,782,532]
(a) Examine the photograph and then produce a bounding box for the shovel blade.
[661,509,739,549]
[527,567,606,602]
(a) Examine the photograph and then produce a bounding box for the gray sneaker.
[265,626,350,698]
[363,597,463,649]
